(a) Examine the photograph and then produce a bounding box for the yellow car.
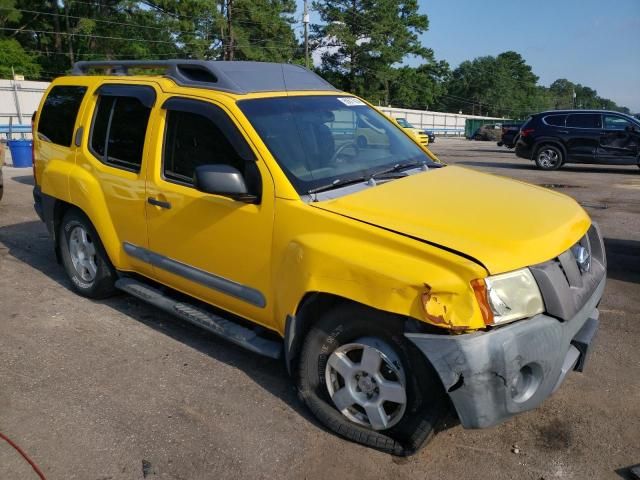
[33,60,605,455]
[394,117,430,147]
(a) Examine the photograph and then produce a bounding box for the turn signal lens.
[471,278,494,326]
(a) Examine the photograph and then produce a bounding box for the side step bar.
[115,277,282,359]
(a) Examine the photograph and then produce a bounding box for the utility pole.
[226,0,234,61]
[303,0,310,68]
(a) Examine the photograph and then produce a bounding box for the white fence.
[379,106,506,136]
[1,79,48,123]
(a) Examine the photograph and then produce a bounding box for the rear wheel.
[59,209,117,299]
[535,145,564,170]
[297,304,448,455]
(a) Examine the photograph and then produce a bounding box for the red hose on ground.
[0,431,47,480]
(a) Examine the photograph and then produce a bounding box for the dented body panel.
[407,277,604,428]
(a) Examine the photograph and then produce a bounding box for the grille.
[530,224,606,321]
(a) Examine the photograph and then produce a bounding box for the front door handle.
[557,129,569,134]
[147,197,171,209]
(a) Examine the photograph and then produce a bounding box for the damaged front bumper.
[406,275,605,429]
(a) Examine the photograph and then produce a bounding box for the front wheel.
[59,209,117,299]
[535,145,564,170]
[297,304,448,455]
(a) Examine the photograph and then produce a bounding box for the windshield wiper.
[307,176,367,195]
[369,160,429,180]
[307,160,437,197]
[308,161,433,197]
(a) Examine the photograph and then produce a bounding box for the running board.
[115,277,282,359]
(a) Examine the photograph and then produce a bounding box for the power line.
[1,27,298,50]
[1,6,302,33]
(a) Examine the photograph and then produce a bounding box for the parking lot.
[0,138,638,480]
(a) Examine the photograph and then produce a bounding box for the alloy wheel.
[537,148,560,169]
[325,337,407,430]
[68,225,98,282]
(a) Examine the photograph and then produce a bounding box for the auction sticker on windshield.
[337,97,366,106]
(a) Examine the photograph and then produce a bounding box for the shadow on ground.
[615,464,640,480]
[0,219,315,429]
[0,219,460,447]
[604,238,640,284]
[11,175,34,186]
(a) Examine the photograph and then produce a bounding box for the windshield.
[238,95,435,194]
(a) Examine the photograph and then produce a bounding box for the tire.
[535,144,564,170]
[59,209,117,299]
[297,304,448,456]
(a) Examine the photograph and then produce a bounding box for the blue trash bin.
[8,140,33,168]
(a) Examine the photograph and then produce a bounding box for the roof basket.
[71,60,337,95]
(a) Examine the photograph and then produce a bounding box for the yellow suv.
[33,60,605,455]
[394,117,430,147]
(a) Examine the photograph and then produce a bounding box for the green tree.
[224,0,299,62]
[0,0,20,26]
[445,51,542,118]
[1,1,301,77]
[547,78,629,113]
[312,0,431,104]
[0,38,41,78]
[387,61,450,109]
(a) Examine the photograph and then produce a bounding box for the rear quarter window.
[38,86,87,146]
[543,115,567,127]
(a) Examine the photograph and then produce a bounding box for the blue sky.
[296,0,640,112]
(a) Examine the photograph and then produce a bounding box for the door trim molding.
[123,242,266,308]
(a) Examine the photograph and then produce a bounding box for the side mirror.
[193,164,257,203]
[626,125,637,133]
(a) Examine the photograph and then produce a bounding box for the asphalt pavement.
[0,138,638,479]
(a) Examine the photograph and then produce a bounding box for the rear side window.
[38,85,87,146]
[90,88,153,172]
[544,115,566,127]
[566,114,602,129]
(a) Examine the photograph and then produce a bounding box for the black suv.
[515,110,640,170]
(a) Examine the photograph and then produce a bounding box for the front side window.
[238,95,437,194]
[38,85,87,146]
[603,114,631,130]
[566,113,602,129]
[162,100,261,197]
[90,92,152,172]
[163,110,244,184]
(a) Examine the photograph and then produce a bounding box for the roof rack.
[71,60,338,95]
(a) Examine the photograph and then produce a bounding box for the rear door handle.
[147,197,171,209]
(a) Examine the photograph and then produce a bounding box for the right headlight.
[471,268,544,326]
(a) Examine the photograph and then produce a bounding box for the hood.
[312,166,590,274]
